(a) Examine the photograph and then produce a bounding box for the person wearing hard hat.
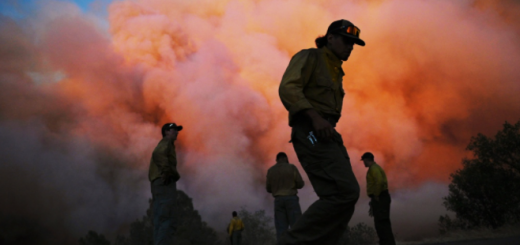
[278,19,365,245]
[149,123,183,245]
[362,152,396,245]
[266,152,305,241]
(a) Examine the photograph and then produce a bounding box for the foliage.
[443,121,520,229]
[79,231,111,245]
[80,190,220,245]
[233,209,376,245]
[237,208,276,245]
[337,222,377,245]
[438,214,469,234]
[0,216,48,245]
[173,191,219,245]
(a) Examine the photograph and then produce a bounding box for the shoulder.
[295,48,318,55]
[153,138,167,149]
[157,138,174,146]
[157,138,167,145]
[370,164,385,173]
[291,48,319,61]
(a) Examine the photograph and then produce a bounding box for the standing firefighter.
[228,211,245,245]
[266,152,305,241]
[278,19,365,245]
[149,123,182,245]
[362,152,396,245]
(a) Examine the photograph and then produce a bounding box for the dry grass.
[396,224,520,245]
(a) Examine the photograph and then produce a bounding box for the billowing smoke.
[1,0,520,242]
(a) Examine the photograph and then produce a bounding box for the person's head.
[232,211,237,217]
[361,152,375,168]
[315,19,365,61]
[276,152,288,163]
[161,123,183,140]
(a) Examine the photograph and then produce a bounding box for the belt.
[293,113,339,129]
[325,117,338,127]
[369,189,389,198]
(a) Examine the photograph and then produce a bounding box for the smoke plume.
[1,0,520,242]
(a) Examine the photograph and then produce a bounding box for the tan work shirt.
[266,162,305,197]
[366,163,389,197]
[279,46,345,126]
[228,217,245,236]
[148,138,180,182]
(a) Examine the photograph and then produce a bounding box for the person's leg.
[151,178,177,245]
[152,180,161,242]
[237,230,242,245]
[231,231,237,245]
[285,196,302,228]
[373,191,396,245]
[232,230,242,245]
[279,127,360,245]
[275,197,290,241]
[282,193,357,245]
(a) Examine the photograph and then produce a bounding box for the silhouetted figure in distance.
[362,152,396,245]
[149,123,182,245]
[228,211,244,245]
[266,152,305,241]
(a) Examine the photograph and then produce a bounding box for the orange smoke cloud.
[106,0,520,185]
[1,0,520,242]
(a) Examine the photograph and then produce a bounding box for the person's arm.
[279,50,314,119]
[293,165,305,189]
[165,139,180,182]
[369,167,384,201]
[279,50,334,140]
[152,141,174,182]
[228,219,235,236]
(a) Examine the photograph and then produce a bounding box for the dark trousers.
[279,123,360,245]
[275,195,302,241]
[371,190,396,245]
[231,229,242,245]
[151,178,177,245]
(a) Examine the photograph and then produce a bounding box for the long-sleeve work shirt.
[279,46,346,126]
[148,138,180,182]
[366,163,388,197]
[228,217,244,236]
[266,162,305,197]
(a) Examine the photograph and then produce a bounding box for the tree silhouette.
[81,190,220,245]
[79,231,111,245]
[443,121,520,229]
[237,208,276,245]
